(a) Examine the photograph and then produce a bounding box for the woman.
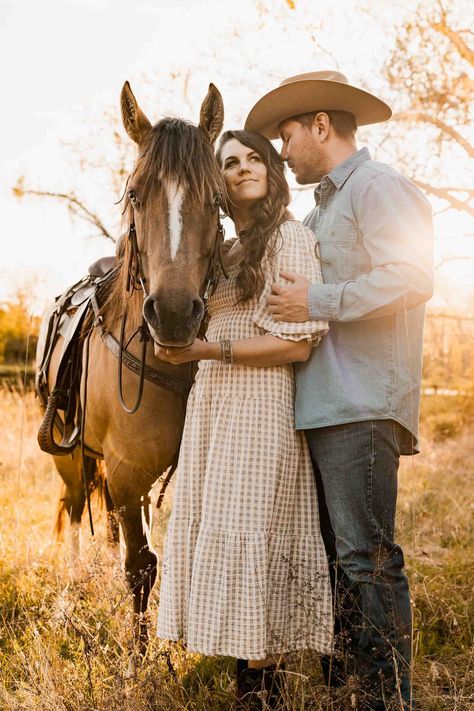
[156,130,333,707]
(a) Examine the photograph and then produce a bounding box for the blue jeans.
[305,420,413,710]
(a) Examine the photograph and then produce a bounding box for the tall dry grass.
[0,386,473,710]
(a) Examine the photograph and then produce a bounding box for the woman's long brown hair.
[216,130,291,302]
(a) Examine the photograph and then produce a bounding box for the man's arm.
[268,172,434,323]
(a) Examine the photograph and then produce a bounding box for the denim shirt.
[294,147,434,453]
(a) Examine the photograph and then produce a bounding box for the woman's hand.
[156,333,314,368]
[155,338,212,365]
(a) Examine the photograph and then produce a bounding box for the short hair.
[291,110,357,138]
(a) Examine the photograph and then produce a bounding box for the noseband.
[117,191,227,414]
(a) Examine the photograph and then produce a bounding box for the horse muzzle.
[143,291,205,347]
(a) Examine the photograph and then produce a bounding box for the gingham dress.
[157,220,334,658]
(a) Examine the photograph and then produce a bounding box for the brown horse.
[38,81,225,644]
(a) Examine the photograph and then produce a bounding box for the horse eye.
[128,189,141,209]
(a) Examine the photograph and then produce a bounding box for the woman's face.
[219,138,268,210]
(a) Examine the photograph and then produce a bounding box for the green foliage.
[0,295,40,365]
[423,314,474,396]
[411,556,474,657]
[429,412,463,440]
[420,393,474,438]
[421,313,474,441]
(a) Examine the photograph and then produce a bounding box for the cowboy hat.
[244,71,392,139]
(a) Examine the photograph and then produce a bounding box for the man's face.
[279,118,330,184]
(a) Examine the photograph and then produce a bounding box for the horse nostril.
[143,296,160,326]
[143,293,204,342]
[192,298,204,323]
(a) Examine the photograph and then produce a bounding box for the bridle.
[116,190,227,414]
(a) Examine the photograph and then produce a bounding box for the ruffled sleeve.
[252,220,329,345]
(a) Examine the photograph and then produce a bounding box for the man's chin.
[295,173,314,185]
[293,168,320,185]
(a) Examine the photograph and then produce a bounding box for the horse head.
[120,81,225,347]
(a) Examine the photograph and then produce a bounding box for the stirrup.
[37,391,80,455]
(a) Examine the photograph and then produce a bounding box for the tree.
[0,290,40,365]
[12,5,315,239]
[384,0,474,218]
[12,0,474,236]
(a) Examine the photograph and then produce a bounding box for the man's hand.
[267,271,310,322]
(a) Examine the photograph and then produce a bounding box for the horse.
[36,80,225,646]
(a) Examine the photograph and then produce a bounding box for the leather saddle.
[36,258,119,456]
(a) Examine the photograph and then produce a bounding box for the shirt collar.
[313,146,371,203]
[327,146,371,189]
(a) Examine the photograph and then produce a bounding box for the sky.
[1,0,473,313]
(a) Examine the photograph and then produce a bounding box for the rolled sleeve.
[253,221,329,343]
[308,283,344,320]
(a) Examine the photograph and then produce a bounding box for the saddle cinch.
[35,257,118,456]
[36,257,195,457]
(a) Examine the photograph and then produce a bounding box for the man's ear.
[313,112,330,140]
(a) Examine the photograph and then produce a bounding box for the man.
[245,71,434,710]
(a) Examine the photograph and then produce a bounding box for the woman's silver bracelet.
[220,339,233,364]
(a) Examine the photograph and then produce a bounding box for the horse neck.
[100,266,144,338]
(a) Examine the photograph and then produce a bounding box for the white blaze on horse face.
[166,181,184,261]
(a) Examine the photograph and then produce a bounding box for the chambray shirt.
[294,147,434,453]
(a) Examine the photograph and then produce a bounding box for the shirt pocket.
[318,223,358,282]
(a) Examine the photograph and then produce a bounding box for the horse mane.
[99,118,225,332]
[135,117,224,203]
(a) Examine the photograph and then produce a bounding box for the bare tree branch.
[393,111,474,159]
[382,3,474,225]
[428,187,474,196]
[432,17,474,66]
[426,311,474,321]
[12,181,116,243]
[437,254,474,268]
[413,180,474,217]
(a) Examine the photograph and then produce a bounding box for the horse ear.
[120,81,152,145]
[199,83,224,144]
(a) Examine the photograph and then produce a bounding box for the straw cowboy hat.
[244,70,392,139]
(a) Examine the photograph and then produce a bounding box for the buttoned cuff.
[308,283,343,320]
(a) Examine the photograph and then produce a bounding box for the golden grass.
[0,387,473,710]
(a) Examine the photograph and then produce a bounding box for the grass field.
[0,387,473,710]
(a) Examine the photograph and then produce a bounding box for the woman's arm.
[156,334,312,367]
